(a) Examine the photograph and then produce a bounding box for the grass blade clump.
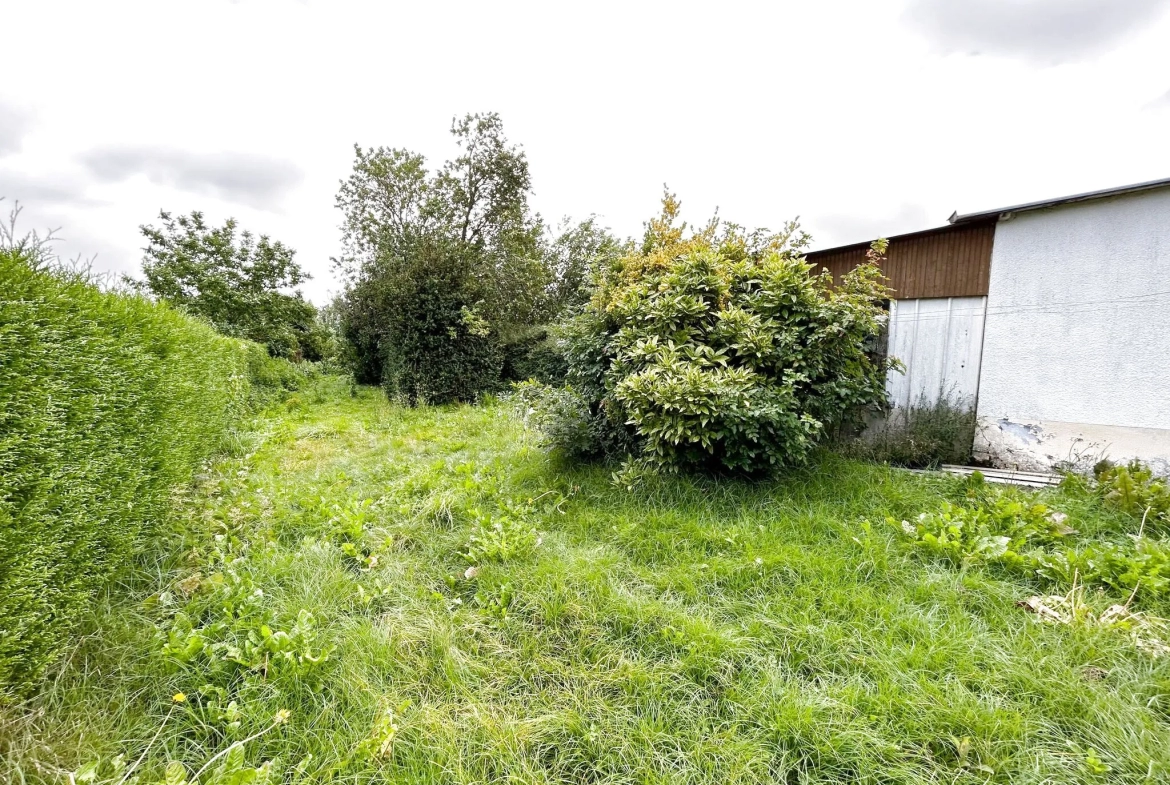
[839,395,977,469]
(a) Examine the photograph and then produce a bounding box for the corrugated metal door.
[886,296,987,410]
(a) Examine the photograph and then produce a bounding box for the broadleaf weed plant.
[894,469,1170,603]
[462,500,542,564]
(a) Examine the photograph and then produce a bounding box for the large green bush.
[522,195,893,475]
[379,251,504,404]
[0,249,303,696]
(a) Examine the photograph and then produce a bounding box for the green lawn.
[4,378,1169,784]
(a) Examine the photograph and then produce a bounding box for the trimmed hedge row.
[0,249,306,696]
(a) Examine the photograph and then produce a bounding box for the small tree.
[542,216,624,317]
[132,211,327,359]
[524,192,893,476]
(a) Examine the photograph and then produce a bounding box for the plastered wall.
[974,188,1170,473]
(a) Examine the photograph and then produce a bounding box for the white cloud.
[1145,88,1170,110]
[812,203,934,250]
[0,101,31,156]
[904,0,1170,63]
[79,146,304,210]
[0,168,100,208]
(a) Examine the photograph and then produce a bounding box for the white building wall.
[975,188,1170,474]
[885,296,986,411]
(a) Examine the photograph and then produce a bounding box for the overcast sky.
[3,0,1170,303]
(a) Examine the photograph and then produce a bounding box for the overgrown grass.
[3,380,1169,784]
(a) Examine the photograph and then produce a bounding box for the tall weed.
[841,396,976,469]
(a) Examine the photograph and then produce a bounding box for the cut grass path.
[3,378,1169,784]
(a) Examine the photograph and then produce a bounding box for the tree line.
[130,112,891,476]
[131,113,618,396]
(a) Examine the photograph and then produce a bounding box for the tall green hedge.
[0,249,302,696]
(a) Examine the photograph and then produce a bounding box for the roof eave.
[805,219,993,259]
[949,176,1170,225]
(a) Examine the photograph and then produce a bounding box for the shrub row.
[0,249,307,696]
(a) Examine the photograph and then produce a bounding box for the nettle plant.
[528,193,892,476]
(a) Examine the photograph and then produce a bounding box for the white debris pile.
[1019,592,1170,658]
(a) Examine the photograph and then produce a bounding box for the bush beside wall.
[0,250,304,696]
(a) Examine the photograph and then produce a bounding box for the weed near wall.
[0,249,309,696]
[839,396,977,469]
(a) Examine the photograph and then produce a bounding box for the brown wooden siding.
[806,220,996,299]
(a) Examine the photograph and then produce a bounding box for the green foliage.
[132,211,331,360]
[1034,538,1170,597]
[1094,460,1170,532]
[334,114,615,402]
[473,581,516,624]
[75,716,289,785]
[897,471,1170,600]
[898,484,1075,569]
[542,216,625,316]
[159,549,333,682]
[462,502,540,564]
[325,497,383,570]
[513,381,600,457]
[841,395,977,468]
[348,703,406,766]
[334,114,542,401]
[10,389,1170,784]
[0,248,307,696]
[184,744,279,785]
[524,193,893,475]
[162,607,332,681]
[374,244,504,403]
[499,325,570,385]
[244,343,315,403]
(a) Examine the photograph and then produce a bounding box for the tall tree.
[436,113,532,249]
[132,211,327,359]
[334,113,554,401]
